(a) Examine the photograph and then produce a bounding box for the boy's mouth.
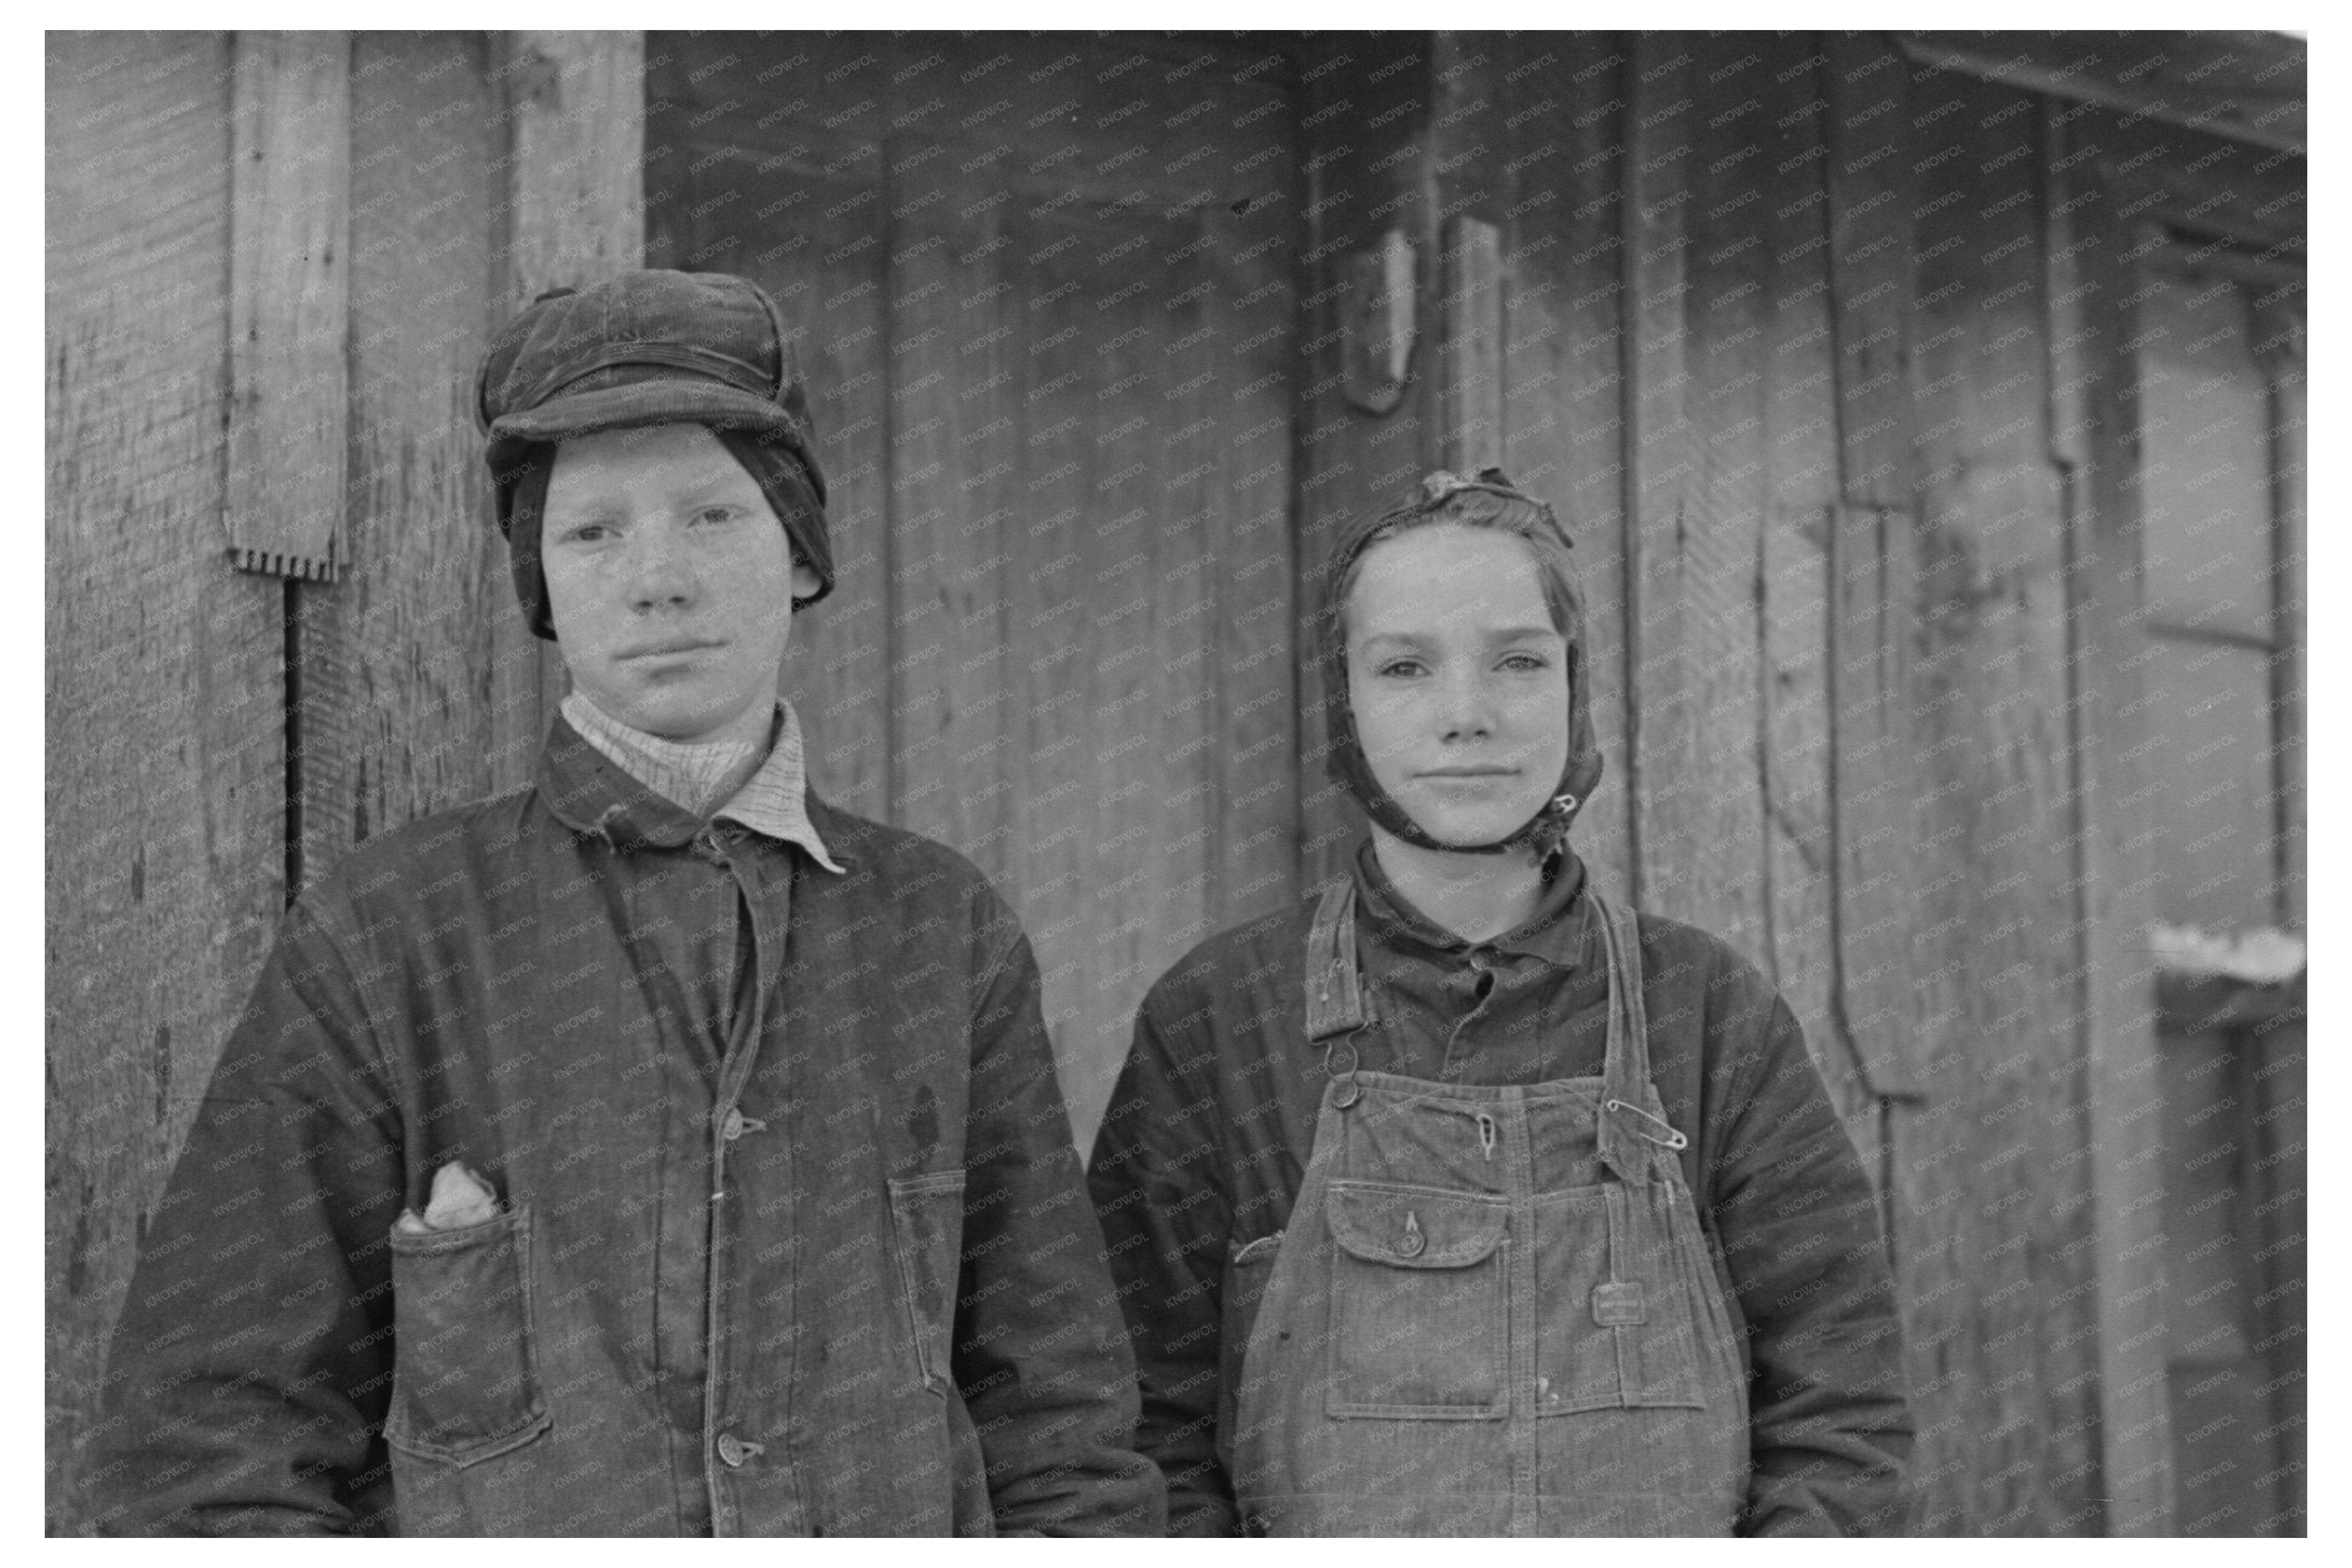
[622,637,727,660]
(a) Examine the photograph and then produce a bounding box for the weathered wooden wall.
[44,29,647,1533]
[47,26,2302,1539]
[1288,28,2302,1538]
[47,33,288,1536]
[641,33,1305,1141]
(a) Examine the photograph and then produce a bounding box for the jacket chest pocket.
[384,1208,551,1465]
[886,1171,968,1397]
[1323,1181,1508,1419]
[1532,1183,1708,1415]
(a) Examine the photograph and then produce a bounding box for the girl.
[1088,470,1910,1537]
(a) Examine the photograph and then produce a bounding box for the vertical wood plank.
[1895,66,2102,1535]
[487,30,646,790]
[1624,36,1766,951]
[225,31,350,580]
[1207,188,1303,932]
[1750,40,1878,1149]
[1823,32,1926,1102]
[1495,34,1635,900]
[45,32,284,1534]
[644,36,1301,1149]
[1440,215,1503,471]
[2255,294,2305,931]
[2052,115,2175,1535]
[1292,35,1437,889]
[881,166,1013,867]
[1619,35,1693,919]
[1825,36,1917,513]
[292,31,504,887]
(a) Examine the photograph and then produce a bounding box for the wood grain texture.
[644,126,895,823]
[1439,215,1503,472]
[646,34,1300,1146]
[2258,293,2304,929]
[2049,117,2174,1535]
[292,31,505,889]
[1747,40,1877,1151]
[1291,34,1437,889]
[2050,116,2173,1542]
[1494,34,1634,901]
[1823,33,1927,1102]
[1621,36,1767,952]
[1208,191,1305,936]
[45,32,285,1534]
[1617,35,1691,919]
[1824,35,1917,514]
[487,29,646,791]
[1895,67,2103,1536]
[226,31,351,580]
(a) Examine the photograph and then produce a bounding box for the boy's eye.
[1375,657,1427,679]
[1499,652,1550,673]
[559,522,614,544]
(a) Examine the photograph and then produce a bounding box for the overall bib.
[1224,881,1750,1536]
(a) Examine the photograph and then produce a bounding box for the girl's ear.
[790,561,822,599]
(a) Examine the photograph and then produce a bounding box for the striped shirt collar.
[559,693,844,873]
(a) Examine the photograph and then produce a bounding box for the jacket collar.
[1351,835,1591,969]
[537,712,861,873]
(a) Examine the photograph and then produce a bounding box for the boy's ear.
[790,561,822,601]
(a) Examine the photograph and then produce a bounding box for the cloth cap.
[1315,468,1605,859]
[475,270,833,638]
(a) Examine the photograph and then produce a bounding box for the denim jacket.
[85,718,1162,1536]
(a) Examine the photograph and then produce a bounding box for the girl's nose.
[1435,666,1497,739]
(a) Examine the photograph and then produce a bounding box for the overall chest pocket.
[1324,1181,1508,1419]
[886,1171,968,1397]
[384,1207,551,1465]
[1531,1182,1708,1415]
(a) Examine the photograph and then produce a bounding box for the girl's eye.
[562,523,614,544]
[1375,658,1427,679]
[1499,652,1550,673]
[695,505,742,526]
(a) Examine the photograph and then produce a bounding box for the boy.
[86,271,1161,1537]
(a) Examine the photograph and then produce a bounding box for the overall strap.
[1590,890,1686,1181]
[1303,879,1368,1041]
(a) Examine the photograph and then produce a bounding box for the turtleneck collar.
[559,692,842,873]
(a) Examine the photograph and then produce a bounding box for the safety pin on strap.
[1603,1098,1690,1151]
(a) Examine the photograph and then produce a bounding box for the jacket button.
[717,1432,760,1467]
[722,1108,745,1142]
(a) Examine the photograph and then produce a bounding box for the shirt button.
[722,1107,746,1142]
[717,1433,747,1467]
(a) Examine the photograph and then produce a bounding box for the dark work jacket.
[1086,845,1911,1537]
[85,718,1162,1537]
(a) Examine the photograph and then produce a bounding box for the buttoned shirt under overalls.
[1224,875,1749,1536]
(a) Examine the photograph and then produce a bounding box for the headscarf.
[1315,468,1605,861]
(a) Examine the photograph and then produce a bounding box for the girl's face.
[1345,523,1570,849]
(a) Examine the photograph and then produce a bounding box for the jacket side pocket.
[384,1206,549,1466]
[886,1170,969,1397]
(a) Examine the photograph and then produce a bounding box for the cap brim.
[490,380,795,444]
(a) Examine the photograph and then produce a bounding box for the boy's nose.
[625,535,699,612]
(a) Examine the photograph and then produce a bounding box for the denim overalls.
[1224,880,1751,1536]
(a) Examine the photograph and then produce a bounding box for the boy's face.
[541,423,822,747]
[1345,523,1570,848]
